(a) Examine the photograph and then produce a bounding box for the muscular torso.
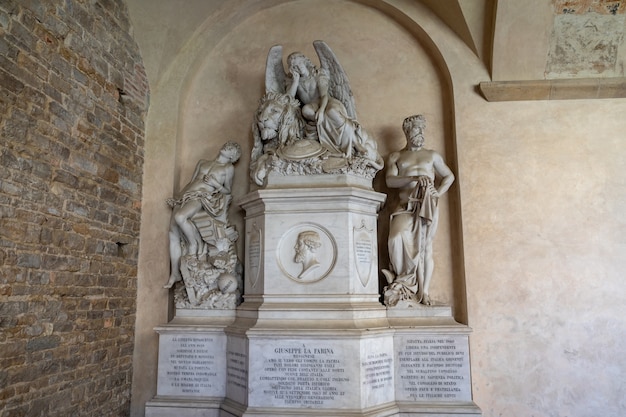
[395,149,436,178]
[389,148,438,203]
[181,160,232,195]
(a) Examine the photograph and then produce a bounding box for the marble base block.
[147,184,480,416]
[220,312,480,416]
[146,313,480,416]
[238,187,386,310]
[244,335,394,409]
[145,313,236,417]
[145,398,220,417]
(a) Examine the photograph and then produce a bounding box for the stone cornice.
[479,78,626,101]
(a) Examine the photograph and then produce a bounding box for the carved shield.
[353,221,374,287]
[247,223,262,289]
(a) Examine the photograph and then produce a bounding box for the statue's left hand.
[315,108,324,123]
[203,174,217,186]
[315,100,327,123]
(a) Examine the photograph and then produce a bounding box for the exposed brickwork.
[0,1,148,416]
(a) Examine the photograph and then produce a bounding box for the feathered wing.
[265,45,286,94]
[313,40,357,119]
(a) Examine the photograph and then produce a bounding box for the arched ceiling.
[126,0,626,101]
[420,0,495,67]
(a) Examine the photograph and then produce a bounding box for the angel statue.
[250,41,382,186]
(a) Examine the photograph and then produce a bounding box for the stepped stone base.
[147,185,480,417]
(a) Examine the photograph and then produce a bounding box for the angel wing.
[313,40,357,119]
[265,45,286,94]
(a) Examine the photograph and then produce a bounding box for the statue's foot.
[215,238,229,253]
[421,293,432,306]
[198,243,208,258]
[381,269,395,284]
[163,276,179,289]
[188,244,198,257]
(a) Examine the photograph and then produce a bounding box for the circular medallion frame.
[276,222,337,284]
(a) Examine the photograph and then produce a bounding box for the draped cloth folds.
[170,190,227,222]
[388,176,439,291]
[316,97,367,159]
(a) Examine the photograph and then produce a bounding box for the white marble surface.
[155,329,227,398]
[245,335,397,409]
[149,304,478,416]
[265,171,376,190]
[247,337,358,408]
[224,335,248,406]
[145,399,220,417]
[239,187,385,305]
[360,335,396,408]
[394,334,472,403]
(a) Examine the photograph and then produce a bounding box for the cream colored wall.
[491,0,554,81]
[128,1,626,416]
[439,2,626,411]
[461,97,626,417]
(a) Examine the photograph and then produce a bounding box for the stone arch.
[134,1,471,412]
[174,0,466,321]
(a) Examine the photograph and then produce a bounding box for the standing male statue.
[383,115,454,307]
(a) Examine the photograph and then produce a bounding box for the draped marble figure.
[383,115,454,307]
[164,141,243,309]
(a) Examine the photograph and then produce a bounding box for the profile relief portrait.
[294,230,322,280]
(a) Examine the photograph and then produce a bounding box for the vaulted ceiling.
[127,0,626,100]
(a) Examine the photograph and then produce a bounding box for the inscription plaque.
[250,341,352,408]
[396,335,472,402]
[360,346,395,407]
[361,352,393,390]
[157,334,223,397]
[227,350,248,392]
[226,336,248,404]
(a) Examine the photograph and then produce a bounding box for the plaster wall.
[492,0,626,81]
[441,8,626,412]
[128,1,626,416]
[460,96,626,417]
[491,0,554,81]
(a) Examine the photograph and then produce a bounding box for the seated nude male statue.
[384,115,454,306]
[164,142,241,289]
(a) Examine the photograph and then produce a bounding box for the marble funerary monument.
[146,41,480,417]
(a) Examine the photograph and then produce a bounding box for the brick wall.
[0,1,148,416]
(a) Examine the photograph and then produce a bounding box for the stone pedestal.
[145,312,236,417]
[146,183,480,416]
[239,185,384,311]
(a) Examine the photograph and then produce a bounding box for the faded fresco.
[547,0,626,77]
